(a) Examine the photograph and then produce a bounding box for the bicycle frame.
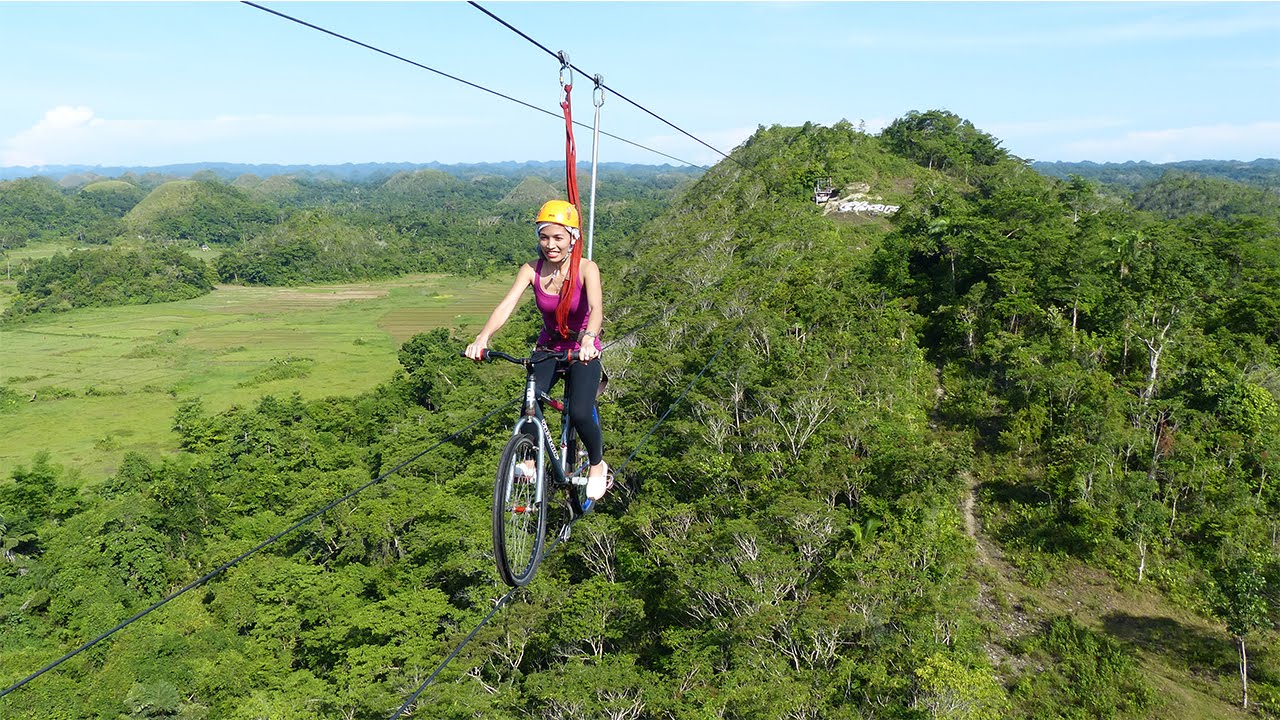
[493,349,589,499]
[509,415,567,507]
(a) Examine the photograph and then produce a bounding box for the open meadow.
[0,274,509,485]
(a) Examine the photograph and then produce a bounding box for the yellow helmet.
[534,199,580,230]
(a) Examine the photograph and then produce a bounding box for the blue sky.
[2,1,1278,169]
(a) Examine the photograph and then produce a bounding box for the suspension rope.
[586,75,604,261]
[240,1,705,169]
[613,316,748,478]
[3,306,742,704]
[387,316,748,718]
[388,589,519,719]
[0,399,518,701]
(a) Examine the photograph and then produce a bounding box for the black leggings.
[532,357,604,465]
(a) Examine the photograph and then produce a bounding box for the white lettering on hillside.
[819,183,901,217]
[837,200,901,216]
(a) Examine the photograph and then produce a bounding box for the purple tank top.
[533,259,601,352]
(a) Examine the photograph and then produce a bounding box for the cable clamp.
[593,74,605,108]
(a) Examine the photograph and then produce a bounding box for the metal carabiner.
[592,74,605,108]
[558,51,573,91]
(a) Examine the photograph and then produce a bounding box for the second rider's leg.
[565,359,607,498]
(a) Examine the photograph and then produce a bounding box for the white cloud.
[40,105,101,131]
[1060,121,1280,163]
[1084,12,1280,45]
[2,107,482,167]
[2,106,105,165]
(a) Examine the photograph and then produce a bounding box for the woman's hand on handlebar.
[464,339,488,362]
[578,343,600,363]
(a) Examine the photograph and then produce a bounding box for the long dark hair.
[554,226,583,339]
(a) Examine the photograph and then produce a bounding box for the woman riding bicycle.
[464,199,610,503]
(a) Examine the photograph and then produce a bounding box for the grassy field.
[0,274,509,485]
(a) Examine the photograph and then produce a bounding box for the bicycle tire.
[493,432,547,587]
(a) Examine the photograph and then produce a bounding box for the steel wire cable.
[466,1,738,167]
[0,399,518,700]
[240,1,705,169]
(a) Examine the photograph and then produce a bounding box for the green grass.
[2,239,82,263]
[0,274,508,485]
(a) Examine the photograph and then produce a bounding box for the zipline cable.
[386,315,748,718]
[240,1,705,169]
[0,399,518,701]
[466,1,736,166]
[612,316,748,478]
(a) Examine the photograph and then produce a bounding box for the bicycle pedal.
[558,524,572,542]
[569,475,589,486]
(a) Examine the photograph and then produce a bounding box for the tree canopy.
[2,112,1279,719]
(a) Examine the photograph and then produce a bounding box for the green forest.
[2,110,1280,719]
[0,164,697,321]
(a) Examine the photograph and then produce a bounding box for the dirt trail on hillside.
[959,471,1251,719]
[961,472,1040,670]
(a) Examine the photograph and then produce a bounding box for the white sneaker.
[513,460,536,483]
[586,461,610,501]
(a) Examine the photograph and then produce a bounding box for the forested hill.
[1034,158,1280,224]
[2,111,1279,718]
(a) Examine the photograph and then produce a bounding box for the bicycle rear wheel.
[493,432,547,586]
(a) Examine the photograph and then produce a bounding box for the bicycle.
[475,348,593,587]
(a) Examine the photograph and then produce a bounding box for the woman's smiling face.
[538,223,574,262]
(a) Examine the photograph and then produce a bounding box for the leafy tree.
[215,209,408,285]
[1211,554,1275,709]
[79,179,147,217]
[1131,170,1280,221]
[0,176,114,245]
[6,121,1280,719]
[881,109,1008,175]
[1011,616,1155,719]
[914,652,1009,720]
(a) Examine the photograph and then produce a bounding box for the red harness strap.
[561,81,580,208]
[555,63,585,340]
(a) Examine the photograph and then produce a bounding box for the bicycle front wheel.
[493,432,547,586]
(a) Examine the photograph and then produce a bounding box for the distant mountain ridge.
[1033,158,1280,191]
[0,160,697,183]
[11,158,1277,191]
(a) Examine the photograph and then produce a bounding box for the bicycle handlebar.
[462,348,573,366]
